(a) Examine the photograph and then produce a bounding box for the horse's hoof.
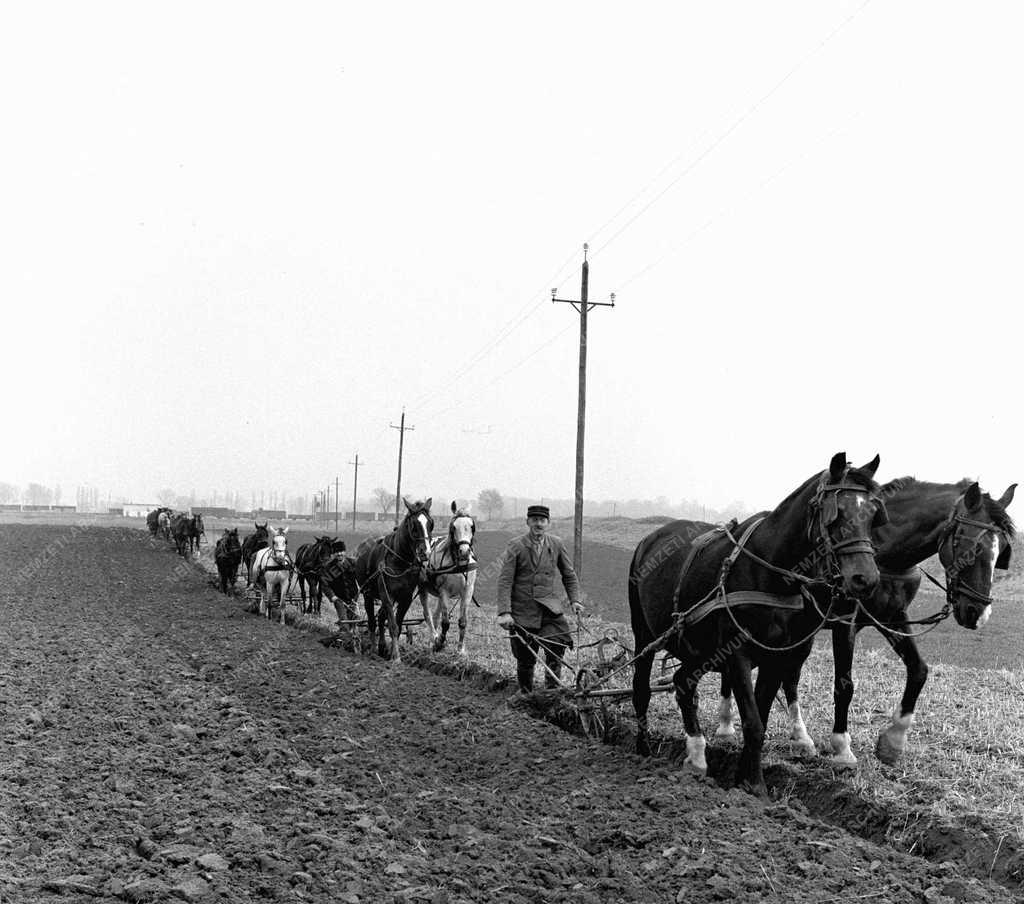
[682,760,708,778]
[714,724,738,741]
[874,731,904,765]
[791,739,818,757]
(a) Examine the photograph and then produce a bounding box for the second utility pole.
[552,243,614,585]
[349,454,363,532]
[390,408,415,527]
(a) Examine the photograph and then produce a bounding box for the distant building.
[191,506,234,519]
[345,511,386,522]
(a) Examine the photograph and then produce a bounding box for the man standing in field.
[497,504,584,698]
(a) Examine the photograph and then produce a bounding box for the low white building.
[122,503,159,518]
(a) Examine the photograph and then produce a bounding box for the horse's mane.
[881,476,1016,535]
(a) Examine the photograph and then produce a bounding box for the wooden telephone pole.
[349,454,363,532]
[335,476,339,532]
[390,409,415,527]
[552,243,615,584]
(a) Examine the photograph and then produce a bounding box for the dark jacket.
[497,532,581,630]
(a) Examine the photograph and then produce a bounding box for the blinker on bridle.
[937,510,1008,609]
[809,469,887,580]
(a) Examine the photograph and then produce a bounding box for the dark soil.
[0,524,1017,903]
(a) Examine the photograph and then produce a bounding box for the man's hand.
[497,613,515,631]
[571,601,585,617]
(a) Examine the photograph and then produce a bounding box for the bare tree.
[0,482,19,504]
[373,487,396,516]
[24,483,53,506]
[477,488,504,521]
[157,488,177,507]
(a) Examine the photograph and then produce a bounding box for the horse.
[214,528,243,594]
[241,522,270,585]
[251,527,294,624]
[717,477,1016,766]
[188,513,205,554]
[629,452,886,795]
[354,498,434,661]
[418,501,478,655]
[146,509,161,536]
[170,513,192,556]
[158,510,172,541]
[295,536,345,616]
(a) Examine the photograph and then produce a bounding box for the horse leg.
[875,627,928,764]
[436,585,451,653]
[716,674,736,740]
[830,624,859,765]
[419,586,439,650]
[457,571,474,657]
[672,656,708,776]
[726,652,768,795]
[631,638,656,756]
[312,576,322,618]
[297,575,307,614]
[279,577,287,626]
[780,655,816,755]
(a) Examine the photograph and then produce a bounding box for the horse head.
[939,482,1015,629]
[448,499,476,564]
[402,496,434,563]
[270,527,289,564]
[806,452,885,600]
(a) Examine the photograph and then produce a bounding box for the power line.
[406,248,583,413]
[421,321,576,421]
[616,115,861,292]
[589,0,873,261]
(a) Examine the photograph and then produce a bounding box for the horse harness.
[669,469,885,649]
[936,508,1011,610]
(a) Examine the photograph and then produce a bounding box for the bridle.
[936,509,1007,610]
[448,512,475,562]
[806,469,887,583]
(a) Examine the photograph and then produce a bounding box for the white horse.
[251,527,294,624]
[419,502,478,655]
[158,510,172,541]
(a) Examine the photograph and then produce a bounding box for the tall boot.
[544,645,566,689]
[516,664,535,693]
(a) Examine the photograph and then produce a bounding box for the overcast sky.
[3,2,1021,512]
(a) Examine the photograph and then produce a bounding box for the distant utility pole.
[552,243,615,585]
[349,454,363,532]
[335,476,339,532]
[390,408,415,527]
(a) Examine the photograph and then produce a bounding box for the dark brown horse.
[718,477,1016,766]
[241,522,270,585]
[354,498,433,661]
[629,453,886,795]
[214,528,242,594]
[295,536,346,616]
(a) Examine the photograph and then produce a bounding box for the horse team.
[147,453,1016,795]
[146,507,205,557]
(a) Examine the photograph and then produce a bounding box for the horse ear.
[964,482,983,513]
[997,484,1017,510]
[403,496,412,512]
[451,500,457,514]
[424,497,432,510]
[829,452,847,483]
[859,454,881,479]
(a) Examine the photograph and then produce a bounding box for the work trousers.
[509,613,573,691]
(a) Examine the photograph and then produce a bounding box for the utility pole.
[552,243,615,585]
[335,476,339,532]
[349,454,363,532]
[390,408,415,527]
